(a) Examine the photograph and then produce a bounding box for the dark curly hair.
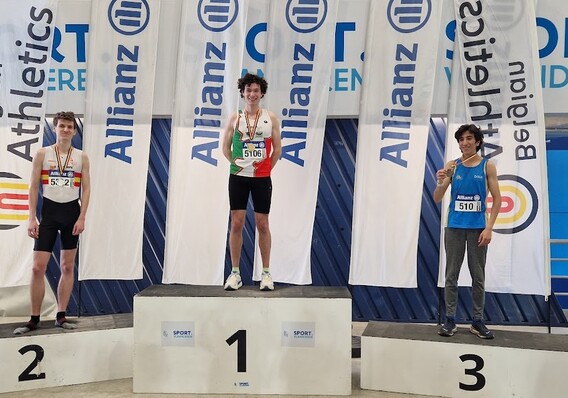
[237,73,268,98]
[53,111,77,129]
[454,124,483,152]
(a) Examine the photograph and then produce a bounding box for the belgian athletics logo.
[488,174,539,234]
[286,0,328,33]
[198,0,239,32]
[108,0,150,36]
[0,172,29,231]
[387,0,432,34]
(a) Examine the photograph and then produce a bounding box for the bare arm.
[433,160,456,203]
[73,152,90,235]
[222,112,238,163]
[28,148,45,238]
[479,160,501,246]
[268,111,281,169]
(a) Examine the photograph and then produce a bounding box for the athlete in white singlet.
[14,111,91,335]
[222,73,281,291]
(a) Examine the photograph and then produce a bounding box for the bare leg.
[57,248,77,312]
[30,251,51,315]
[255,212,271,269]
[229,210,246,268]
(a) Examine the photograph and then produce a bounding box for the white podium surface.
[133,285,352,395]
[0,314,133,393]
[361,321,568,398]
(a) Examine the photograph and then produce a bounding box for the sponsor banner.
[242,0,269,75]
[349,0,442,287]
[35,1,568,117]
[281,321,316,347]
[439,0,549,295]
[254,0,338,284]
[79,0,160,280]
[162,0,247,284]
[161,321,195,347]
[0,1,57,287]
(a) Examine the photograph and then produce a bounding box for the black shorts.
[229,174,272,214]
[34,198,81,252]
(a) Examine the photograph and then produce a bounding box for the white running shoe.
[260,272,274,291]
[224,272,242,290]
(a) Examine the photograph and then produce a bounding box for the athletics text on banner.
[0,0,57,287]
[439,0,550,295]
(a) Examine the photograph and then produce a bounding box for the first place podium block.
[133,285,352,395]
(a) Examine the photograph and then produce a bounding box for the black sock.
[56,311,66,321]
[25,315,40,330]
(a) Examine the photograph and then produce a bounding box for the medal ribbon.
[54,144,73,175]
[244,109,261,140]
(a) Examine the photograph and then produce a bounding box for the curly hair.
[237,73,268,97]
[454,124,483,152]
[53,111,77,129]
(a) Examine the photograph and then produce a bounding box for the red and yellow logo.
[0,172,29,231]
[487,174,539,234]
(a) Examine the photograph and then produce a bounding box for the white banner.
[252,0,338,284]
[162,0,247,284]
[439,0,550,295]
[80,0,160,280]
[349,0,442,287]
[0,1,57,287]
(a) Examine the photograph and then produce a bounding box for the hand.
[72,219,85,235]
[28,218,39,239]
[436,167,452,184]
[478,228,492,246]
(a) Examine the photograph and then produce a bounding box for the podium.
[361,321,568,398]
[0,314,132,393]
[133,284,352,395]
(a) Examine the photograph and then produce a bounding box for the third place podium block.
[133,284,352,395]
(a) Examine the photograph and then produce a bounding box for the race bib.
[242,141,266,160]
[48,170,74,188]
[455,200,482,212]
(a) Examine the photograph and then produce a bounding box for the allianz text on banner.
[80,0,160,280]
[440,0,550,295]
[349,0,442,288]
[43,1,568,117]
[255,0,338,284]
[162,0,247,285]
[0,0,57,287]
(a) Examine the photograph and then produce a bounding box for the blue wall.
[547,136,568,309]
[43,118,567,326]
